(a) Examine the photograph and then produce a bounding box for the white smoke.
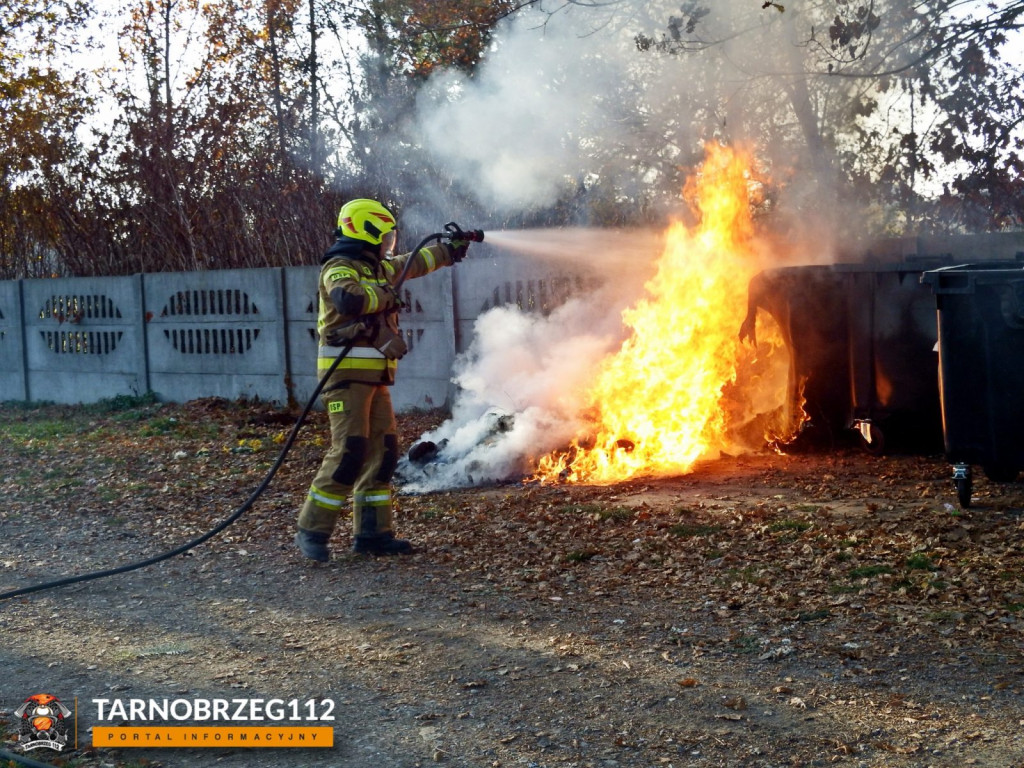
[414,6,663,212]
[397,274,643,492]
[394,225,667,491]
[412,1,848,231]
[398,4,731,491]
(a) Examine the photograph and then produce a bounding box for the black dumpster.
[840,258,952,453]
[744,257,955,452]
[742,265,851,448]
[922,259,1024,506]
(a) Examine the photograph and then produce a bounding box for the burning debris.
[399,143,805,493]
[533,143,797,483]
[406,409,515,470]
[396,408,527,491]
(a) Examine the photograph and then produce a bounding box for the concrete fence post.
[0,279,27,401]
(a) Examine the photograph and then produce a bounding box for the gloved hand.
[369,321,408,359]
[448,240,469,263]
[325,320,368,346]
[378,284,405,311]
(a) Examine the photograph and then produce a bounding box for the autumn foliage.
[0,0,1022,280]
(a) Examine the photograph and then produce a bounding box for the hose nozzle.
[443,222,485,243]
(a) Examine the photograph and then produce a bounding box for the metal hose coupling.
[443,222,485,243]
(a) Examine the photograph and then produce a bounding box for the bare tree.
[631,0,1024,233]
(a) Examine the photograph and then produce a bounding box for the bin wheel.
[855,421,886,455]
[952,464,972,508]
[983,465,1019,483]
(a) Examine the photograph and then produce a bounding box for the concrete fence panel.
[285,265,458,411]
[282,266,321,407]
[21,275,146,403]
[143,268,287,403]
[284,266,458,411]
[392,267,456,411]
[0,281,27,400]
[452,255,597,354]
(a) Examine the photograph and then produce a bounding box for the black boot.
[352,531,414,556]
[294,529,330,562]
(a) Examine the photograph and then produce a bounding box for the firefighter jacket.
[317,237,455,386]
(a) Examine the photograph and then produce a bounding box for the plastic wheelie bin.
[921,259,1024,506]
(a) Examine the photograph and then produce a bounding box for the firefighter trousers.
[297,382,399,538]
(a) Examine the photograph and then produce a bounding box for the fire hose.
[0,223,484,603]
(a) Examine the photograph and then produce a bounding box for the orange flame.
[535,142,799,483]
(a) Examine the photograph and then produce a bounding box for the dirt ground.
[1,397,1023,768]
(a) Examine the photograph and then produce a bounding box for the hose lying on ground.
[0,337,356,602]
[0,228,464,602]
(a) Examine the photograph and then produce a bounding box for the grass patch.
[906,552,938,571]
[129,413,219,439]
[1,392,166,443]
[769,519,812,533]
[722,565,763,585]
[829,583,862,595]
[793,503,823,513]
[139,416,182,436]
[565,549,599,563]
[96,487,123,503]
[83,391,159,413]
[597,506,634,522]
[0,417,70,442]
[848,564,894,580]
[728,633,761,654]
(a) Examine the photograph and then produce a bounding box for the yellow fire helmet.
[336,198,397,245]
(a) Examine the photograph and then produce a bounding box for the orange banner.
[92,726,333,748]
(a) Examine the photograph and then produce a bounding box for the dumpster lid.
[757,255,971,280]
[830,254,964,273]
[921,256,1024,293]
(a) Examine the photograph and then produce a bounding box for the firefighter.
[295,198,469,560]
